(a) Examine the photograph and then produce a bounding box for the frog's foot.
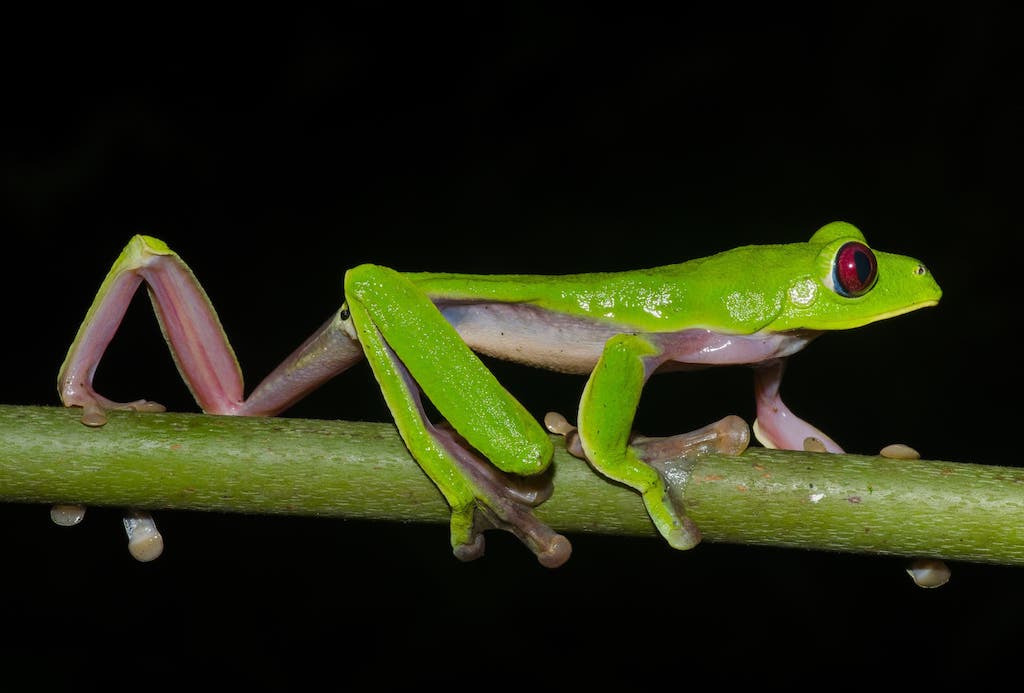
[436,424,571,568]
[546,411,750,464]
[452,497,571,569]
[64,390,166,427]
[630,416,749,550]
[630,415,750,464]
[547,411,750,551]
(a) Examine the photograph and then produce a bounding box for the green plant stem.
[1,405,1022,565]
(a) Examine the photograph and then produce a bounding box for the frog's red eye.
[831,241,877,297]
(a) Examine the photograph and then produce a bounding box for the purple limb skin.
[752,360,843,452]
[56,237,365,560]
[59,237,365,427]
[546,411,749,465]
[546,410,749,552]
[392,382,571,568]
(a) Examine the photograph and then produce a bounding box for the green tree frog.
[58,221,941,567]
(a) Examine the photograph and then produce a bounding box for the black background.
[2,4,1019,687]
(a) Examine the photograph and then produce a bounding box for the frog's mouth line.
[880,298,940,320]
[848,298,941,328]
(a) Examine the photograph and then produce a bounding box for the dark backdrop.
[2,4,1019,687]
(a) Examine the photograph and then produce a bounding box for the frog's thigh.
[344,264,567,564]
[344,264,551,475]
[577,333,699,549]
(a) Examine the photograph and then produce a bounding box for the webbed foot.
[452,501,572,569]
[546,411,750,463]
[436,424,571,568]
[546,411,750,551]
[66,393,166,427]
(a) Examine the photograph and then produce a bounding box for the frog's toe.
[880,443,920,460]
[123,510,164,562]
[544,411,586,459]
[50,503,87,526]
[453,532,487,563]
[906,558,951,588]
[537,532,573,569]
[640,483,702,551]
[662,521,702,551]
[490,503,571,568]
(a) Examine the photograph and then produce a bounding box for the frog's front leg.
[344,264,571,567]
[573,334,749,550]
[751,359,843,452]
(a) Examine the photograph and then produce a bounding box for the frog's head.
[768,221,942,332]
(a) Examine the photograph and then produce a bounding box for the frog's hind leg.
[57,235,367,560]
[59,235,366,426]
[345,264,571,567]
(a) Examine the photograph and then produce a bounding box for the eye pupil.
[832,242,878,297]
[853,250,872,283]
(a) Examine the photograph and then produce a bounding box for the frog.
[57,220,941,566]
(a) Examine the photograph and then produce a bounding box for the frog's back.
[408,264,689,329]
[408,242,792,332]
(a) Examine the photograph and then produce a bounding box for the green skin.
[58,221,941,567]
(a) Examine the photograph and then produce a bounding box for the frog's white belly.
[440,302,818,375]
